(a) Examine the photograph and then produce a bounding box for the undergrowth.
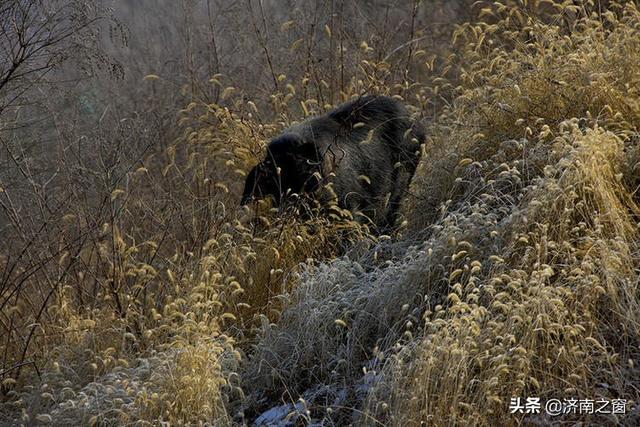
[2,1,640,426]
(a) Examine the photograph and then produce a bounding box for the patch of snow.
[255,401,307,426]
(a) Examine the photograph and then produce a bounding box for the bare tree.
[0,0,110,380]
[0,0,107,115]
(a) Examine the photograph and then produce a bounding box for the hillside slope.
[2,1,640,426]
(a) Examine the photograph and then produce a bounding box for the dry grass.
[2,0,640,425]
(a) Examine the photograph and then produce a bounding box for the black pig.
[241,95,425,231]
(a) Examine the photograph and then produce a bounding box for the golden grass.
[2,1,640,425]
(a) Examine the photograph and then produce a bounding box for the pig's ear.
[291,143,322,192]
